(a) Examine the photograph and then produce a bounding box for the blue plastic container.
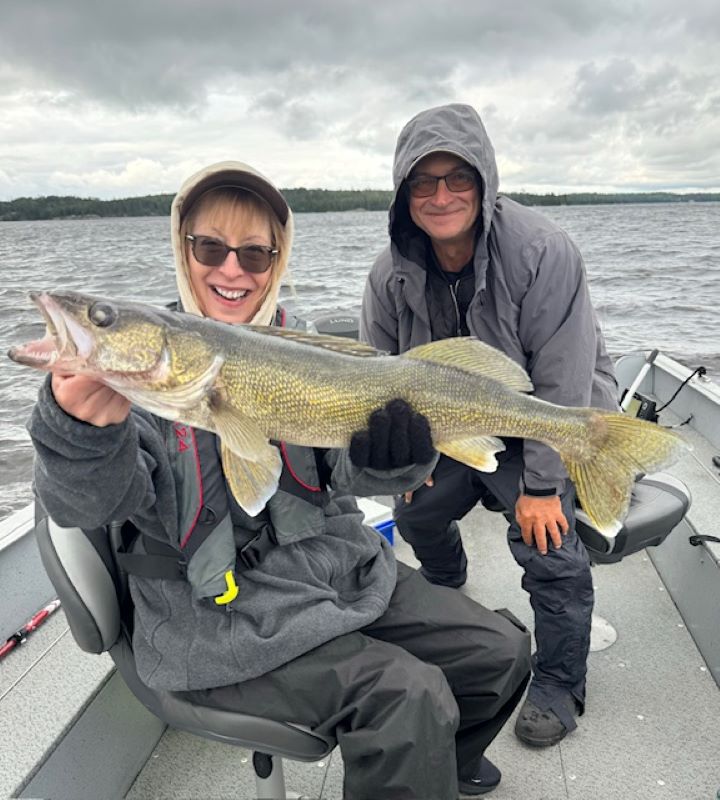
[374,519,395,545]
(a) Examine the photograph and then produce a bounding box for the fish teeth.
[214,287,248,300]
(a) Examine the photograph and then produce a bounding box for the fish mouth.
[7,292,94,370]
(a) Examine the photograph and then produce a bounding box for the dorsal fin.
[242,325,384,358]
[402,337,533,392]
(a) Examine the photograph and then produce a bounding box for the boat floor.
[127,499,718,800]
[2,499,718,799]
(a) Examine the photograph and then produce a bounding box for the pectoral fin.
[213,402,274,458]
[437,436,505,472]
[221,443,282,517]
[213,405,282,516]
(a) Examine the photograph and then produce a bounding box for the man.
[360,103,618,747]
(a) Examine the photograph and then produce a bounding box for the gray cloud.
[572,60,651,115]
[0,0,718,197]
[0,0,643,108]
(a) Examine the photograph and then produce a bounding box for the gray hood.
[170,161,294,326]
[389,103,499,258]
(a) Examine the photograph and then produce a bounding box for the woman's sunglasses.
[185,234,278,273]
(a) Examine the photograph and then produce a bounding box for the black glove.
[349,399,435,470]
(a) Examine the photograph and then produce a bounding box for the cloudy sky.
[1,0,718,200]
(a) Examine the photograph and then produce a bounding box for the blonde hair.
[178,187,292,326]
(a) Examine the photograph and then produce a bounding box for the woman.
[28,161,530,799]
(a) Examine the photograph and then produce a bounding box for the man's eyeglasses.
[185,235,278,273]
[405,168,477,199]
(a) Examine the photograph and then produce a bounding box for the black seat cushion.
[575,473,691,564]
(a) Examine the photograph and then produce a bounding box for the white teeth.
[214,287,248,300]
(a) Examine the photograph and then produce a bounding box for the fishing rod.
[0,599,62,661]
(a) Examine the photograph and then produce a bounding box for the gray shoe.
[514,697,577,747]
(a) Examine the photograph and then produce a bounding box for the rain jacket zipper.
[448,279,462,336]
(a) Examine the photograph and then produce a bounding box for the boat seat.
[34,512,336,800]
[575,472,691,565]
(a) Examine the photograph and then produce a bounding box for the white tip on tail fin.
[574,507,623,539]
[437,436,506,472]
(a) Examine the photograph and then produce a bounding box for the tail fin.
[561,412,689,536]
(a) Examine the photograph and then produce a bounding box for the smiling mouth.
[429,208,463,216]
[212,286,249,300]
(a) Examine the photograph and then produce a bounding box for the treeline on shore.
[1,189,719,221]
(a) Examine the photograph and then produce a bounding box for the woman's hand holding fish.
[51,373,131,427]
[515,495,569,555]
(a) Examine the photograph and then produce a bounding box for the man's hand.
[51,373,131,427]
[515,494,569,555]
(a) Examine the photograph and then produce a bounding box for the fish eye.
[88,302,117,328]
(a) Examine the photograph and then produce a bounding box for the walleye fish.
[9,291,688,534]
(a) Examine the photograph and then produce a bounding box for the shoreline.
[2,191,720,222]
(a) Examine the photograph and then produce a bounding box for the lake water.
[1,203,719,521]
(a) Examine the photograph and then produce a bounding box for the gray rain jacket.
[360,104,618,493]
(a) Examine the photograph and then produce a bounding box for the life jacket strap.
[116,525,279,581]
[116,536,188,580]
[116,551,187,580]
